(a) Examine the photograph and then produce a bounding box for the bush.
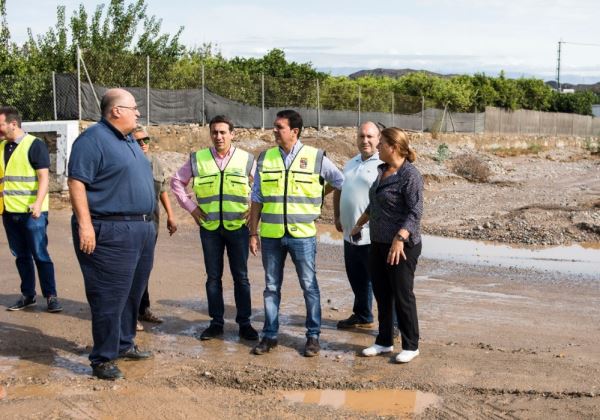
[491,143,547,157]
[451,154,491,182]
[434,143,450,162]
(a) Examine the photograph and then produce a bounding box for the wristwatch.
[396,233,408,242]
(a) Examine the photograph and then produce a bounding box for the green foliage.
[0,0,596,121]
[550,90,595,116]
[434,143,450,162]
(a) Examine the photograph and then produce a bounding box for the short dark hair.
[209,115,234,132]
[0,106,22,127]
[276,109,303,138]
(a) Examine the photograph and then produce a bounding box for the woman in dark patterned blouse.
[350,127,423,363]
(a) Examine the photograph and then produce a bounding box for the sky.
[6,0,600,83]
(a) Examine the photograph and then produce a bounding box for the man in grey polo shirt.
[333,121,381,329]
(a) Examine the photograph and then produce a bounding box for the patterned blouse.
[366,160,424,245]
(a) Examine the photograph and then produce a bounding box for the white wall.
[22,120,79,190]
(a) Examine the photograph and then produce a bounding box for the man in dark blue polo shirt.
[68,88,156,380]
[0,106,63,313]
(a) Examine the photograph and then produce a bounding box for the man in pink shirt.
[171,115,258,341]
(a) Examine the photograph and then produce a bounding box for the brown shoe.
[138,309,163,324]
[304,337,320,357]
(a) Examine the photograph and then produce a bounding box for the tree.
[27,0,186,86]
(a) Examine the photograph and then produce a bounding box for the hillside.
[350,68,600,94]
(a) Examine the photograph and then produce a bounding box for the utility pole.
[556,40,562,92]
[555,40,600,93]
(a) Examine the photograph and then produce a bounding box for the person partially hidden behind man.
[0,106,63,313]
[68,88,156,380]
[333,121,382,329]
[132,126,177,332]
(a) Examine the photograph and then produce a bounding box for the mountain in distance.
[347,68,600,92]
[546,80,600,94]
[348,68,455,79]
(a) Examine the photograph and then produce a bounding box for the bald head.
[100,88,140,135]
[101,88,134,117]
[356,121,380,160]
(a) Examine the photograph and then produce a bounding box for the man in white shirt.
[333,121,381,329]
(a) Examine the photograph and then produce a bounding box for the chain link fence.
[0,73,56,121]
[2,54,598,136]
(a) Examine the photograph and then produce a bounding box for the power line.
[561,41,600,48]
[556,40,600,91]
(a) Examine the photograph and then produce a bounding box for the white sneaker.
[395,349,419,363]
[362,344,393,357]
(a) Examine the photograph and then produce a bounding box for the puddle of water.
[423,235,600,276]
[316,225,600,277]
[281,389,439,417]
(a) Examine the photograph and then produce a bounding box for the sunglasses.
[137,136,151,144]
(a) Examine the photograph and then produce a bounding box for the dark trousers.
[138,223,159,316]
[199,225,252,327]
[343,240,373,323]
[3,212,56,298]
[370,241,422,350]
[72,216,156,366]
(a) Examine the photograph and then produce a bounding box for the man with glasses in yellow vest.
[171,115,258,342]
[0,106,62,313]
[249,110,344,357]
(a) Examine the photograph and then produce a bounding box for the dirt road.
[1,207,599,419]
[1,132,599,418]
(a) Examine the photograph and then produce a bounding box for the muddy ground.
[1,129,599,419]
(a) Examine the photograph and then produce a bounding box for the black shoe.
[239,324,259,341]
[199,324,224,341]
[304,337,320,357]
[253,337,278,355]
[7,296,36,311]
[46,296,63,313]
[118,345,153,360]
[92,361,124,380]
[336,314,374,329]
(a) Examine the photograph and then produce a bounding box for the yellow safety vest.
[258,145,324,238]
[191,148,254,231]
[0,134,49,214]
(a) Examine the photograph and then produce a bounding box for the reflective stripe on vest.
[191,148,254,231]
[258,145,324,238]
[0,135,49,214]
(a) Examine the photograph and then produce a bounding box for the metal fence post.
[261,73,265,130]
[357,85,361,126]
[316,79,321,131]
[390,92,394,127]
[201,63,206,126]
[146,55,150,126]
[76,45,81,122]
[421,96,425,132]
[52,71,57,121]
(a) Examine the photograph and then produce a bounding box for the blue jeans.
[261,235,321,339]
[343,240,373,323]
[200,225,252,327]
[2,211,56,298]
[72,216,156,366]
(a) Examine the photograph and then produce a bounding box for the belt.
[91,214,153,222]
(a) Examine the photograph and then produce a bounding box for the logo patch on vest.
[299,158,308,169]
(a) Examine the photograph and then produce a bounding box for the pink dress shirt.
[170,146,255,213]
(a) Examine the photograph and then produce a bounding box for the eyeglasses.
[136,136,151,144]
[115,105,138,111]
